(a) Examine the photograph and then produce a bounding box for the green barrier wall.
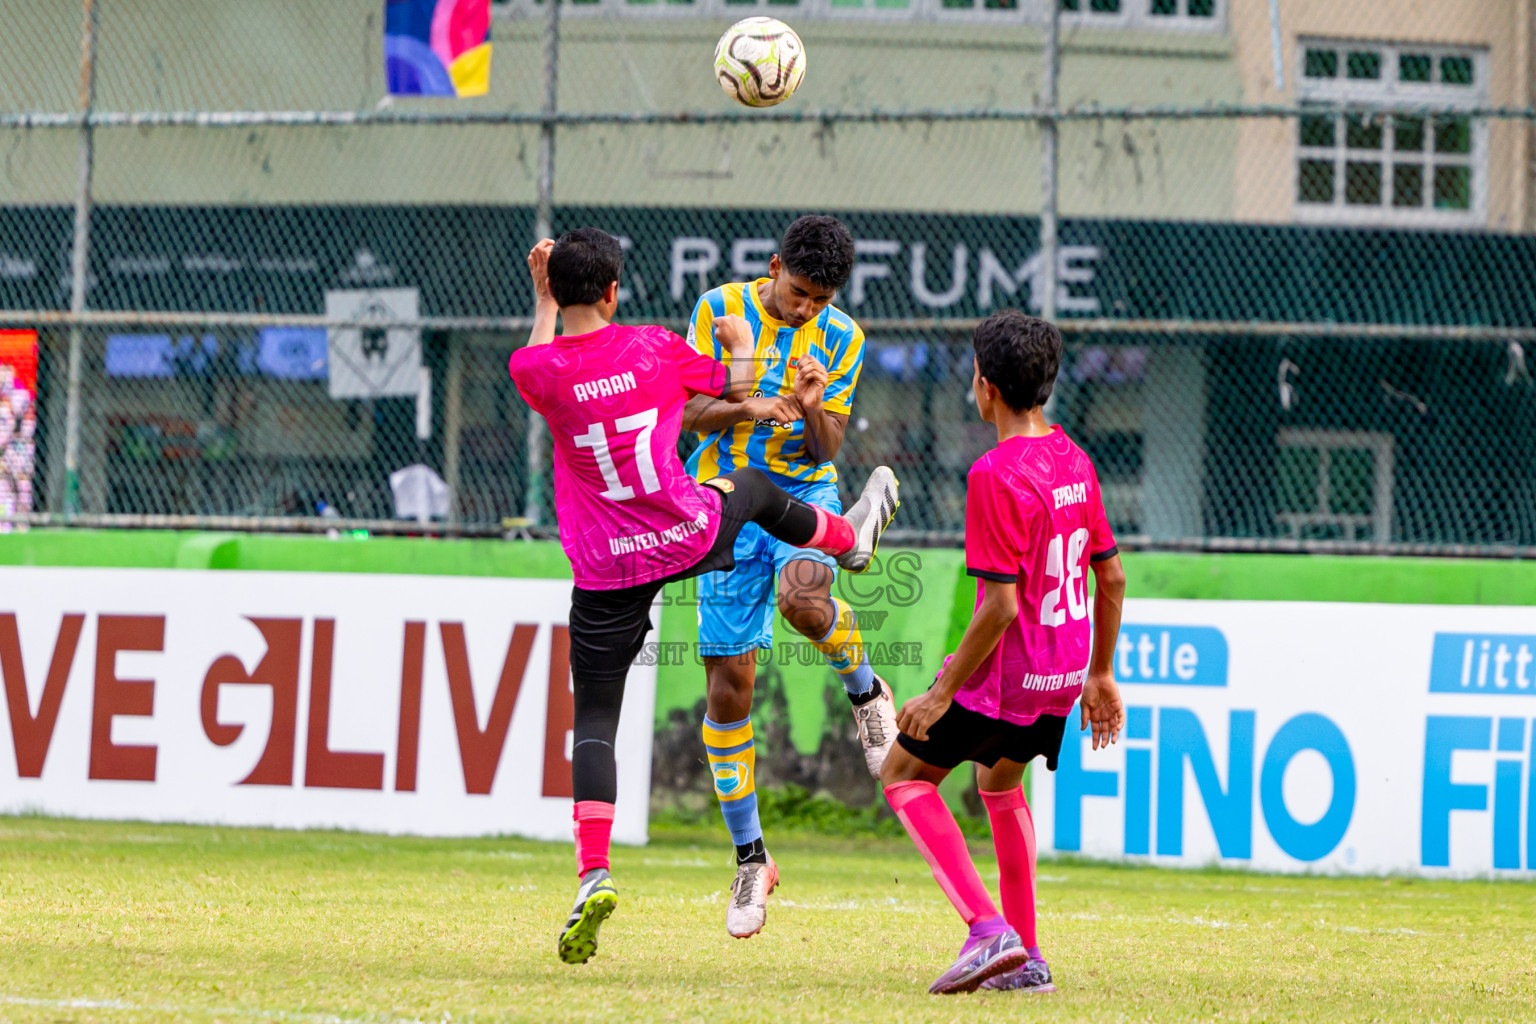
[0,530,575,578]
[655,549,966,753]
[2,532,1532,758]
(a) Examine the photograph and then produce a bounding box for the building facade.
[1231,0,1534,232]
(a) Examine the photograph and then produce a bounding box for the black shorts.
[567,475,773,681]
[896,699,1069,771]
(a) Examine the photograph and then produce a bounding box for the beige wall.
[2,0,1241,217]
[11,1,1525,224]
[1528,0,1536,225]
[1230,0,1534,230]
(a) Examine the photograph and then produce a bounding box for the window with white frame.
[1274,429,1394,542]
[1057,0,1217,22]
[1042,0,1223,25]
[1295,40,1487,225]
[1058,0,1120,15]
[1148,0,1215,16]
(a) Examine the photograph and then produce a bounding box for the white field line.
[0,995,439,1024]
[1040,910,1430,936]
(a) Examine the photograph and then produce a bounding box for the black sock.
[735,838,768,865]
[849,675,884,706]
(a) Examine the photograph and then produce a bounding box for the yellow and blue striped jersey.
[684,279,866,491]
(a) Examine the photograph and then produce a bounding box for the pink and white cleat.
[852,677,897,780]
[981,957,1056,993]
[928,927,1029,995]
[725,855,779,938]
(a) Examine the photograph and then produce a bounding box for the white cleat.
[853,678,897,780]
[837,466,900,574]
[725,856,779,938]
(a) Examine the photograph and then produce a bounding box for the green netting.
[0,0,1532,550]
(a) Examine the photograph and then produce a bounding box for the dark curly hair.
[547,227,625,307]
[972,309,1062,412]
[778,215,855,291]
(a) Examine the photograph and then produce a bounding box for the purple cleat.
[928,927,1030,995]
[981,957,1057,993]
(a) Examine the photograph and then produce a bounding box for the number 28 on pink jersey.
[956,426,1118,726]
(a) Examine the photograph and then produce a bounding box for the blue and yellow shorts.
[696,478,840,657]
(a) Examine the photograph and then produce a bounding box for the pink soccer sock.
[805,506,854,556]
[885,780,999,925]
[573,800,615,876]
[980,786,1040,949]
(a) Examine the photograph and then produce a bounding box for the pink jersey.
[509,323,729,590]
[954,426,1118,725]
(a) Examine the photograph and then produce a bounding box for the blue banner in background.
[1429,633,1536,695]
[1115,624,1229,687]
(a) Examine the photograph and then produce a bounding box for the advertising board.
[0,567,654,843]
[1033,599,1536,876]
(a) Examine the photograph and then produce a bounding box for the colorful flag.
[0,331,36,394]
[385,0,492,98]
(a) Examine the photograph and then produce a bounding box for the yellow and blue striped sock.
[703,715,762,848]
[811,597,876,698]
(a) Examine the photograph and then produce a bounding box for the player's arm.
[1080,468,1125,749]
[684,393,801,432]
[681,309,801,431]
[795,323,863,464]
[714,314,761,406]
[524,238,558,348]
[896,580,1017,742]
[791,352,846,465]
[801,409,848,466]
[1082,555,1127,750]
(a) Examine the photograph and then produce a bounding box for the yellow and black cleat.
[558,869,619,965]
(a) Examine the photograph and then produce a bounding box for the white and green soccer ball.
[713,17,806,108]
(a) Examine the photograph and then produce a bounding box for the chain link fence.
[1,0,1534,552]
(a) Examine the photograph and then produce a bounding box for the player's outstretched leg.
[885,778,1029,994]
[837,465,900,573]
[778,559,897,779]
[557,585,655,963]
[978,786,1055,993]
[849,676,898,778]
[705,465,900,574]
[811,600,897,777]
[702,714,778,937]
[558,860,619,965]
[707,465,901,775]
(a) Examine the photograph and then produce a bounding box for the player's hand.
[896,688,951,743]
[741,395,802,427]
[713,314,756,359]
[792,354,828,412]
[527,238,555,308]
[1080,670,1125,751]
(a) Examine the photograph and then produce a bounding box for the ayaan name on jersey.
[574,371,637,403]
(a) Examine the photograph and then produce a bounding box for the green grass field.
[1,815,1533,1023]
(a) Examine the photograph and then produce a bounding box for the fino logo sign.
[1425,632,1536,869]
[1055,624,1358,865]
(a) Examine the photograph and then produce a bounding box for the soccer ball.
[713,17,806,108]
